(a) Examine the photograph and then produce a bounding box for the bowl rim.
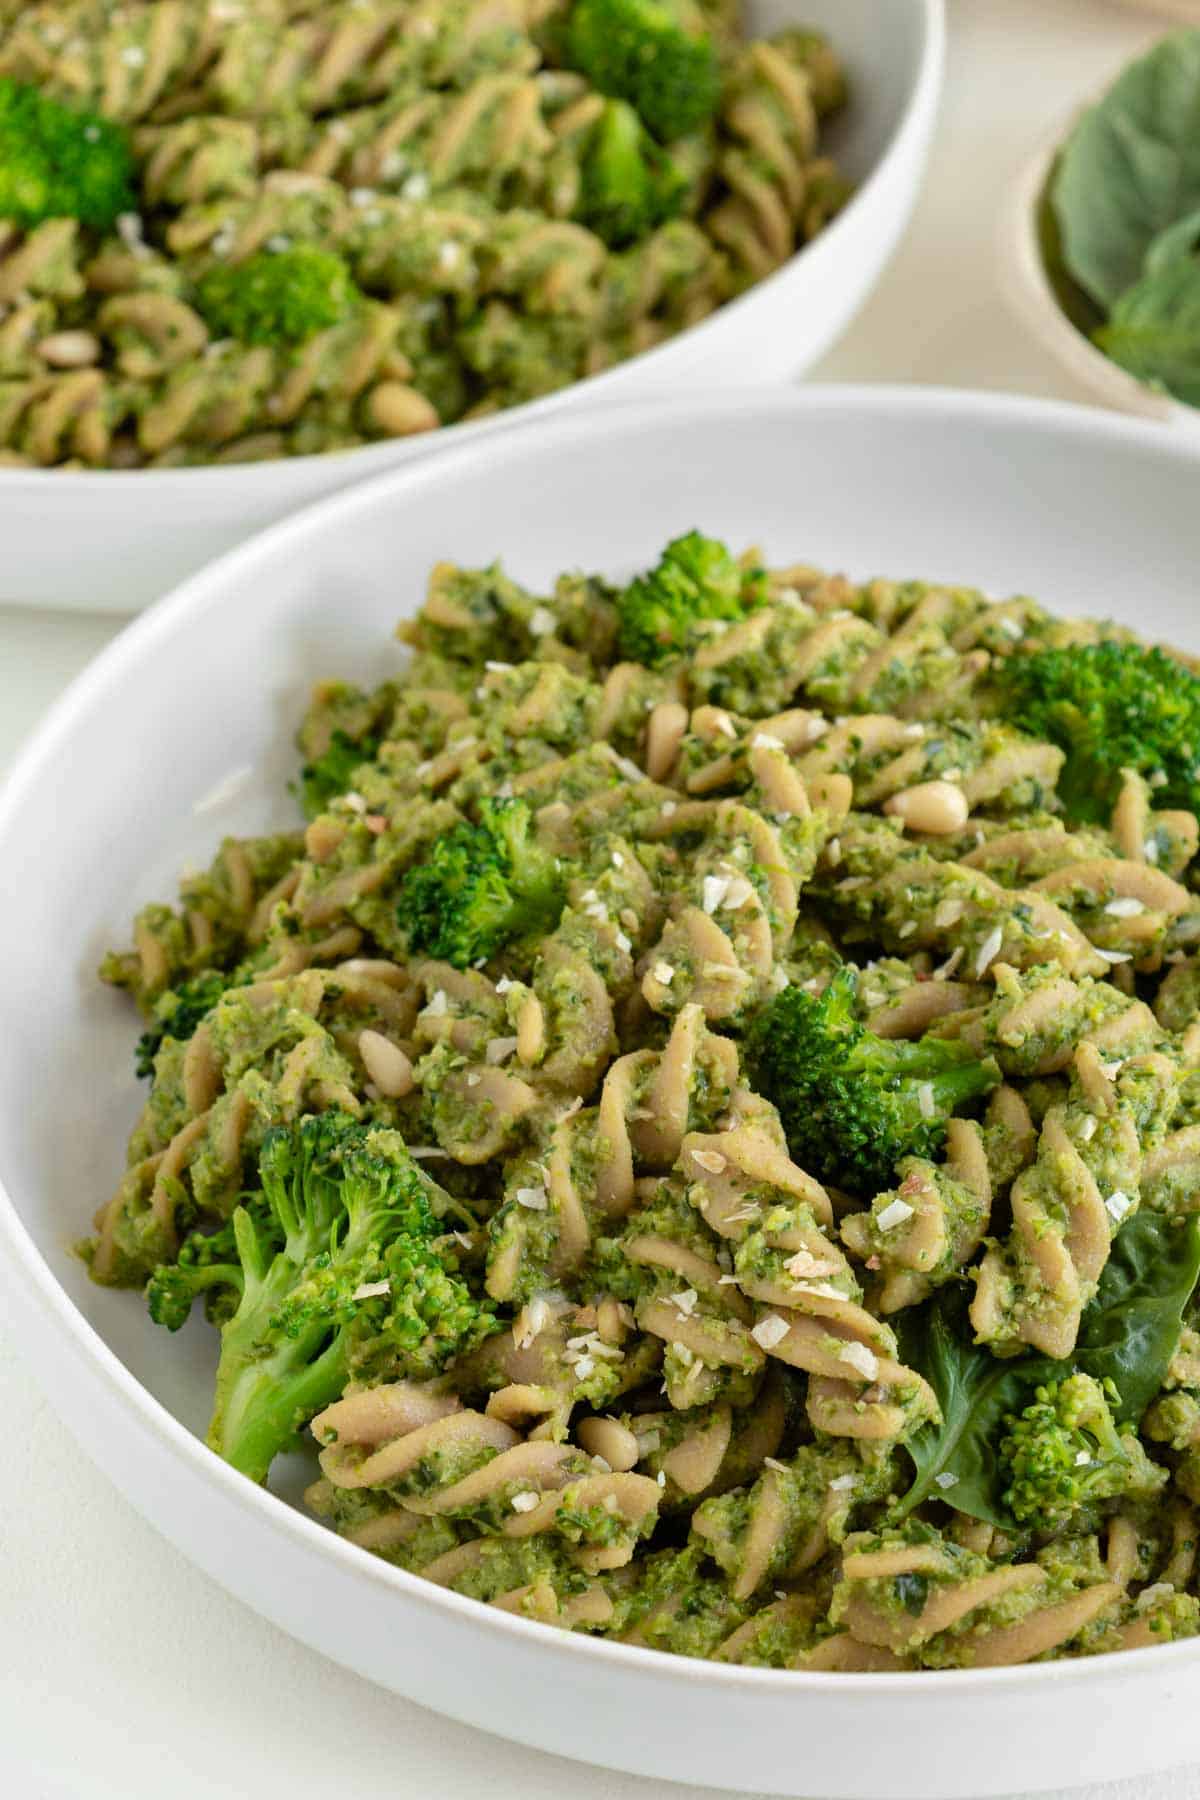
[0,0,946,492]
[5,382,1200,1699]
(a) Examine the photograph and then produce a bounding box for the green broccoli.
[564,0,722,143]
[147,1112,494,1482]
[0,78,134,232]
[745,967,1001,1193]
[299,726,381,819]
[145,1207,273,1332]
[1001,1373,1167,1530]
[614,530,766,666]
[195,244,361,348]
[576,99,688,248]
[135,970,228,1079]
[395,796,566,970]
[994,639,1200,826]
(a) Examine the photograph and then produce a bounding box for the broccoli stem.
[205,1208,347,1482]
[212,1327,350,1484]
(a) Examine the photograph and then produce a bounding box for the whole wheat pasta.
[0,3,849,465]
[89,542,1200,1673]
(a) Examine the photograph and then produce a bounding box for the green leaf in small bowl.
[1052,30,1200,313]
[1096,254,1200,405]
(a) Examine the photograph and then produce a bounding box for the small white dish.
[1001,107,1200,436]
[0,0,943,615]
[4,387,1200,1799]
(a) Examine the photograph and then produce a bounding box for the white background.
[3,2,1199,1795]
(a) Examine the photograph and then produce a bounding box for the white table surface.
[3,1,1198,1795]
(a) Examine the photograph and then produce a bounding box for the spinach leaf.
[892,1287,1040,1526]
[1094,255,1200,406]
[1144,205,1200,278]
[1072,1208,1200,1421]
[1052,31,1200,312]
[892,1211,1200,1527]
[1037,160,1106,340]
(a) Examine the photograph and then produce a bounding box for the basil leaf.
[1052,30,1200,313]
[1095,256,1200,406]
[892,1212,1200,1527]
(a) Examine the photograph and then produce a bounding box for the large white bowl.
[5,389,1200,1800]
[0,0,942,615]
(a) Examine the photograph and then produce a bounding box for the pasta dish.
[88,534,1200,1671]
[0,1,846,467]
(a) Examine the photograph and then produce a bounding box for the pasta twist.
[615,1375,788,1513]
[294,73,555,204]
[830,1525,1124,1670]
[484,1002,738,1308]
[134,115,261,206]
[929,959,1161,1078]
[92,960,424,1280]
[814,818,1108,981]
[692,1437,892,1602]
[0,219,85,303]
[840,1120,992,1314]
[704,33,826,285]
[311,1381,662,1574]
[0,0,534,123]
[0,365,121,465]
[972,1043,1180,1357]
[205,0,537,121]
[100,831,306,1005]
[0,0,235,122]
[678,1094,939,1440]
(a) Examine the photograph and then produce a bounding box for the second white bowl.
[0,0,943,614]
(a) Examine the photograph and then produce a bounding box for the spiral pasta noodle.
[971,1043,1180,1357]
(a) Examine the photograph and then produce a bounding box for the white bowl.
[1001,108,1200,437]
[0,0,942,616]
[7,388,1200,1800]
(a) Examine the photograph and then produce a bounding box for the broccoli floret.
[564,0,721,142]
[576,99,688,248]
[745,967,1001,1192]
[195,244,361,348]
[178,1112,493,1482]
[0,78,134,231]
[299,727,380,819]
[995,639,1200,826]
[135,970,228,1078]
[395,796,566,970]
[614,530,766,666]
[1001,1374,1167,1530]
[145,1209,271,1331]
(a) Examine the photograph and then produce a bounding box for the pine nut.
[645,700,688,781]
[884,779,969,835]
[367,381,439,437]
[37,330,101,367]
[515,990,545,1065]
[358,1028,413,1097]
[576,1416,640,1472]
